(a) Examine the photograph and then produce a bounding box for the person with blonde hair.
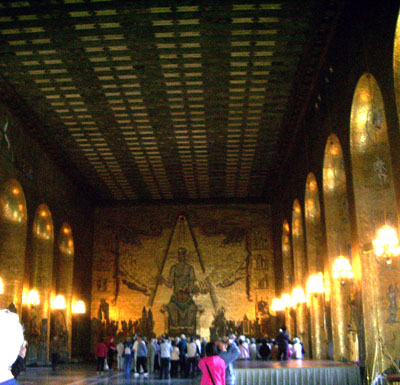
[0,309,25,385]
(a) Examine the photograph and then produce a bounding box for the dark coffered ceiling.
[0,0,338,203]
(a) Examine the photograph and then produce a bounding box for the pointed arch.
[0,179,27,311]
[281,219,295,335]
[323,134,352,361]
[350,73,399,369]
[304,173,327,359]
[291,199,310,354]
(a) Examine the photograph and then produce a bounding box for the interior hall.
[0,1,400,384]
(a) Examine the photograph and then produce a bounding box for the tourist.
[107,336,116,370]
[50,336,60,373]
[123,340,133,378]
[178,334,188,377]
[135,335,148,377]
[201,337,207,357]
[258,338,271,360]
[116,340,124,371]
[147,338,156,373]
[249,338,258,360]
[171,341,180,378]
[198,342,226,385]
[238,337,250,360]
[0,309,24,385]
[95,339,107,376]
[11,342,27,380]
[218,339,241,385]
[276,327,290,361]
[187,336,199,378]
[293,337,304,359]
[160,335,173,379]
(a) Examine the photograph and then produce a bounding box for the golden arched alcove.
[350,73,399,371]
[394,11,400,123]
[0,179,27,310]
[291,199,310,353]
[304,173,327,359]
[322,134,352,362]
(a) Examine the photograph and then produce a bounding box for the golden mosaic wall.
[350,74,400,372]
[91,204,275,338]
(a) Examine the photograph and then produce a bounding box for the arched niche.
[0,179,27,310]
[53,223,74,360]
[350,73,398,370]
[304,173,327,359]
[291,199,310,354]
[281,219,295,335]
[322,134,352,361]
[394,11,400,122]
[29,204,54,364]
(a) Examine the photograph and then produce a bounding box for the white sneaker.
[134,373,139,378]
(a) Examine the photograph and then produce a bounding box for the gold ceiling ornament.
[332,256,354,284]
[306,273,325,296]
[372,224,400,265]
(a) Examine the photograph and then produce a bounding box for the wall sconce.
[72,300,86,314]
[52,295,66,310]
[27,289,40,306]
[0,278,4,295]
[332,256,354,284]
[373,225,400,265]
[306,273,325,296]
[272,298,284,312]
[292,287,306,305]
[281,293,294,308]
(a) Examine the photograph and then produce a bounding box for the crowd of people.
[95,326,305,382]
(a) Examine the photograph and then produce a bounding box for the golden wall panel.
[91,204,275,339]
[350,74,400,374]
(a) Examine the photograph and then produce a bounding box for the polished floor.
[17,365,201,385]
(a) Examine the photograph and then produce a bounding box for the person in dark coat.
[275,326,290,361]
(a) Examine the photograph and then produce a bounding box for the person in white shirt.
[171,342,180,378]
[186,336,199,378]
[160,335,173,379]
[292,337,303,359]
[116,341,125,371]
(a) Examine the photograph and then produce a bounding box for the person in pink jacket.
[198,342,226,385]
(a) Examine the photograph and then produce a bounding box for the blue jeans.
[124,355,132,377]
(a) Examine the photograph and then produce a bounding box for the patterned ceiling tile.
[0,0,336,202]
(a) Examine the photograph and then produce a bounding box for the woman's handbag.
[205,363,216,385]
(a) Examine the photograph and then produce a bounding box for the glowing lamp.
[271,298,284,312]
[27,289,40,306]
[72,300,86,314]
[292,287,306,305]
[281,293,294,308]
[0,278,4,294]
[332,256,354,283]
[52,295,66,310]
[373,225,400,265]
[306,273,325,295]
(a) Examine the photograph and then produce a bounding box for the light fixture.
[52,294,66,310]
[332,256,354,284]
[306,273,325,296]
[0,278,4,294]
[281,293,294,308]
[373,225,400,265]
[72,300,86,314]
[292,287,306,305]
[271,298,284,312]
[27,289,40,306]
